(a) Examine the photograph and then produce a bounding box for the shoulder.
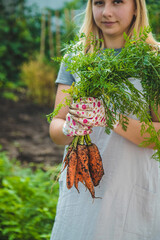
[56,53,78,86]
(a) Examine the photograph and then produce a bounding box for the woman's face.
[92,0,136,46]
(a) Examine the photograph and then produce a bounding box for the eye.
[113,0,123,4]
[94,0,104,6]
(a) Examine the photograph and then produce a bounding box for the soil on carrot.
[0,92,64,166]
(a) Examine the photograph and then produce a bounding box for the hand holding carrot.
[69,97,119,128]
[63,112,92,137]
[60,97,119,198]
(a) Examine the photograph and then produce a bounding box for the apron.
[50,78,160,240]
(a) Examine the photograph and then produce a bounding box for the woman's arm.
[114,106,160,149]
[151,105,160,122]
[49,84,74,146]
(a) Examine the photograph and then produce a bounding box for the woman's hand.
[69,97,107,127]
[69,97,119,128]
[62,112,92,137]
[62,97,108,137]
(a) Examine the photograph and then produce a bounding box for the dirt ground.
[0,92,64,166]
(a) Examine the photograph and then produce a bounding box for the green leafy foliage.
[20,55,56,106]
[0,147,60,240]
[48,27,160,160]
[0,0,78,102]
[146,0,160,41]
[0,1,41,87]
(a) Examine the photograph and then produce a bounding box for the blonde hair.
[80,0,159,52]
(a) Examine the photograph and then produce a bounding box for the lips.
[101,21,116,27]
[102,21,114,23]
[102,21,115,25]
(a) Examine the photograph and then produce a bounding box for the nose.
[102,3,113,18]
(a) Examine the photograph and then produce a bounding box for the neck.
[103,34,125,49]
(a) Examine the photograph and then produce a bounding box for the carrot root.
[67,149,78,189]
[88,143,104,186]
[77,144,95,198]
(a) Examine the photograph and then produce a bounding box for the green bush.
[0,0,41,98]
[146,0,160,41]
[20,55,56,106]
[0,147,61,240]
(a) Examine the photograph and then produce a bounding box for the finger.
[75,128,93,136]
[77,97,96,103]
[66,113,74,124]
[70,120,91,130]
[69,109,94,118]
[71,99,103,110]
[72,115,106,127]
[72,116,95,127]
[66,113,92,130]
[79,98,103,105]
[65,128,93,137]
[70,102,94,111]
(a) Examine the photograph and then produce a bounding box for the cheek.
[125,13,135,26]
[118,9,134,25]
[123,5,135,23]
[92,7,102,23]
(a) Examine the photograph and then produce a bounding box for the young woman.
[50,0,160,239]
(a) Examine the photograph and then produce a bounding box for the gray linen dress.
[50,58,160,240]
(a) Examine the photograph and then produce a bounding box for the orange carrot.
[87,143,104,186]
[61,145,73,173]
[56,135,102,199]
[66,149,78,189]
[74,156,84,193]
[54,145,73,184]
[77,144,95,198]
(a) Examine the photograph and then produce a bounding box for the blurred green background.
[0,0,159,239]
[0,0,159,104]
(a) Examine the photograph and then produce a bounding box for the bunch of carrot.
[62,134,104,199]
